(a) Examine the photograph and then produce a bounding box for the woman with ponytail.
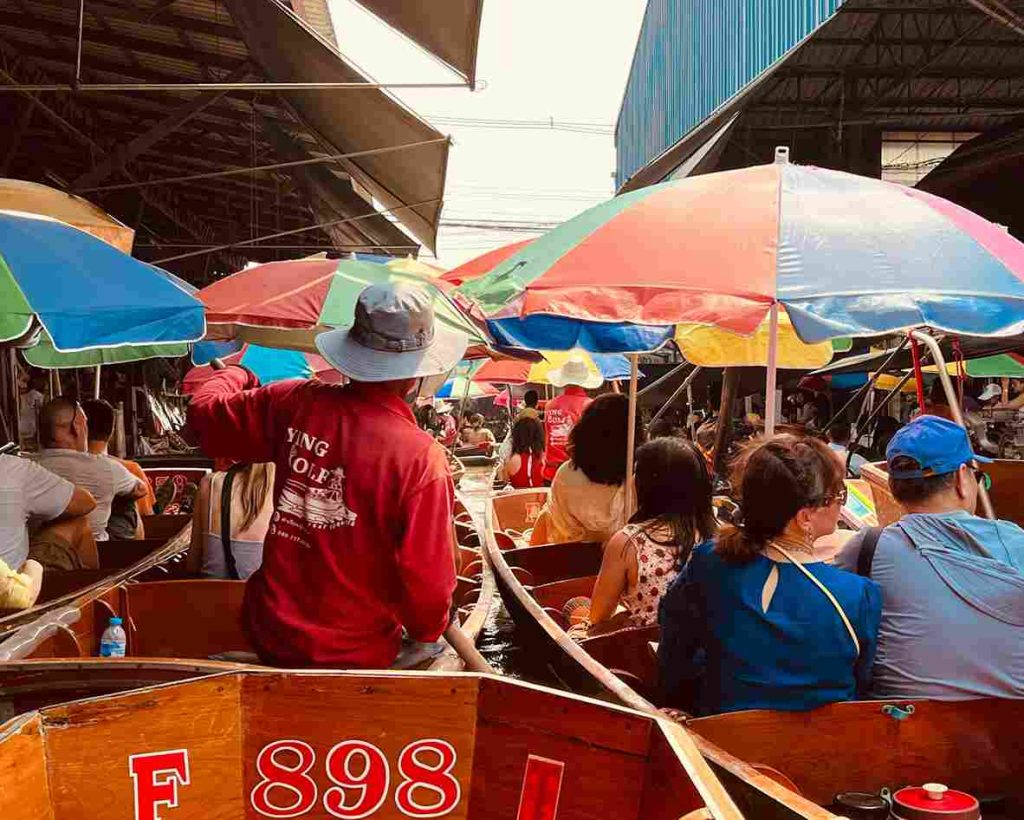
[657,434,881,715]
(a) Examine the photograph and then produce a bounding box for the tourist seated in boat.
[543,356,600,482]
[459,413,496,453]
[835,415,1024,700]
[532,393,640,546]
[499,417,546,489]
[0,452,95,598]
[81,399,156,540]
[35,398,147,561]
[647,418,683,440]
[827,423,868,478]
[517,389,540,421]
[658,435,881,715]
[567,437,716,635]
[187,463,274,580]
[187,283,465,669]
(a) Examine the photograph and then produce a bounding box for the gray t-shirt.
[837,511,1024,700]
[35,449,139,541]
[0,454,74,568]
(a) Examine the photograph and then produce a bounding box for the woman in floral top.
[570,437,717,634]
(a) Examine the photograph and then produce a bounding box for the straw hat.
[547,354,603,389]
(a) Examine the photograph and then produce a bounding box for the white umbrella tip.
[774,146,791,165]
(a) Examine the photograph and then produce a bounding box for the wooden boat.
[0,472,494,687]
[0,456,212,635]
[483,487,1024,819]
[0,669,743,820]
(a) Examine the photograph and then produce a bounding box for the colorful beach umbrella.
[456,151,1024,352]
[199,257,487,355]
[182,344,340,394]
[0,210,205,352]
[441,240,531,287]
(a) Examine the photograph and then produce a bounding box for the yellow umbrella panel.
[674,307,833,369]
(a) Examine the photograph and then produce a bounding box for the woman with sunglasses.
[658,434,881,715]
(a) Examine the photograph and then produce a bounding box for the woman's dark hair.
[716,434,843,564]
[415,404,439,433]
[648,418,680,439]
[569,393,642,485]
[631,438,716,567]
[510,416,544,456]
[523,389,539,408]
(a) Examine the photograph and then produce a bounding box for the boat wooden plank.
[530,576,599,611]
[122,579,252,659]
[41,675,243,820]
[241,673,478,820]
[502,541,603,586]
[689,698,1024,811]
[0,714,52,820]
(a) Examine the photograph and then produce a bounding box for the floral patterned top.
[620,523,683,627]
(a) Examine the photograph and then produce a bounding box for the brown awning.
[224,0,451,254]
[353,0,484,86]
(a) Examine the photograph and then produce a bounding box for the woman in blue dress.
[658,434,881,715]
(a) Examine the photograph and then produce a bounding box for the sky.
[326,0,649,268]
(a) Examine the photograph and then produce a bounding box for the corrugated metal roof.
[616,0,846,188]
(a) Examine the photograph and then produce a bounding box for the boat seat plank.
[123,580,252,660]
[98,538,165,570]
[530,576,598,611]
[503,541,603,586]
[140,514,191,541]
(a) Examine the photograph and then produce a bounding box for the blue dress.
[658,540,881,715]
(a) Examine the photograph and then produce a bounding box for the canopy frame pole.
[649,366,702,426]
[823,336,911,434]
[73,0,85,88]
[712,368,740,480]
[909,329,996,520]
[638,360,689,397]
[0,82,470,93]
[624,354,640,516]
[764,303,780,437]
[93,365,101,400]
[686,382,696,439]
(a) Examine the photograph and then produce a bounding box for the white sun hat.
[546,354,603,389]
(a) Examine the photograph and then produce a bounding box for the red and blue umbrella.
[456,153,1024,352]
[0,210,204,352]
[183,342,340,394]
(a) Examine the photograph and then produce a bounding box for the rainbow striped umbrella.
[456,152,1024,353]
[199,257,487,354]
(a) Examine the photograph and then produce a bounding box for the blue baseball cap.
[886,415,991,479]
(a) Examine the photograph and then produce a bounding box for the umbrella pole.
[625,353,639,516]
[712,368,740,480]
[764,303,780,437]
[93,365,101,400]
[909,329,996,520]
[686,382,696,439]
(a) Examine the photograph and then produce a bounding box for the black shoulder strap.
[857,526,882,578]
[220,464,245,581]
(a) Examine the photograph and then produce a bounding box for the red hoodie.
[187,367,455,668]
[543,386,592,481]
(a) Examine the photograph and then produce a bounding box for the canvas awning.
[224,0,451,254]
[353,0,484,86]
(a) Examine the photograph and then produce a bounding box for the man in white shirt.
[36,397,145,552]
[0,453,96,584]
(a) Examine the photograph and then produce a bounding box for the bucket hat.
[315,283,468,382]
[546,354,603,389]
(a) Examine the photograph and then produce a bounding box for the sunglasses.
[811,486,848,508]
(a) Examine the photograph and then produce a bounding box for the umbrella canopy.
[199,257,487,355]
[0,210,205,352]
[441,240,531,287]
[0,178,134,253]
[457,153,1024,352]
[436,376,497,399]
[183,344,340,394]
[473,348,633,385]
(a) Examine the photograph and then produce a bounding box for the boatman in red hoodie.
[187,283,467,669]
[542,355,601,482]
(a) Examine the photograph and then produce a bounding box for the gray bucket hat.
[315,283,469,382]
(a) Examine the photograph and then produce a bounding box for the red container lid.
[893,784,980,820]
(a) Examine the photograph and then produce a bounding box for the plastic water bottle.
[99,616,127,658]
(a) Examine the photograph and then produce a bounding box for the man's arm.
[833,528,868,573]
[396,464,457,643]
[186,366,294,464]
[110,459,148,500]
[61,486,97,519]
[20,458,94,522]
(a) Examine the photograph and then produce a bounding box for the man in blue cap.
[836,415,1024,699]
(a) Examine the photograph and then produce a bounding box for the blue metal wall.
[616,0,846,188]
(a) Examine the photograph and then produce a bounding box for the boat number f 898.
[130,742,564,820]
